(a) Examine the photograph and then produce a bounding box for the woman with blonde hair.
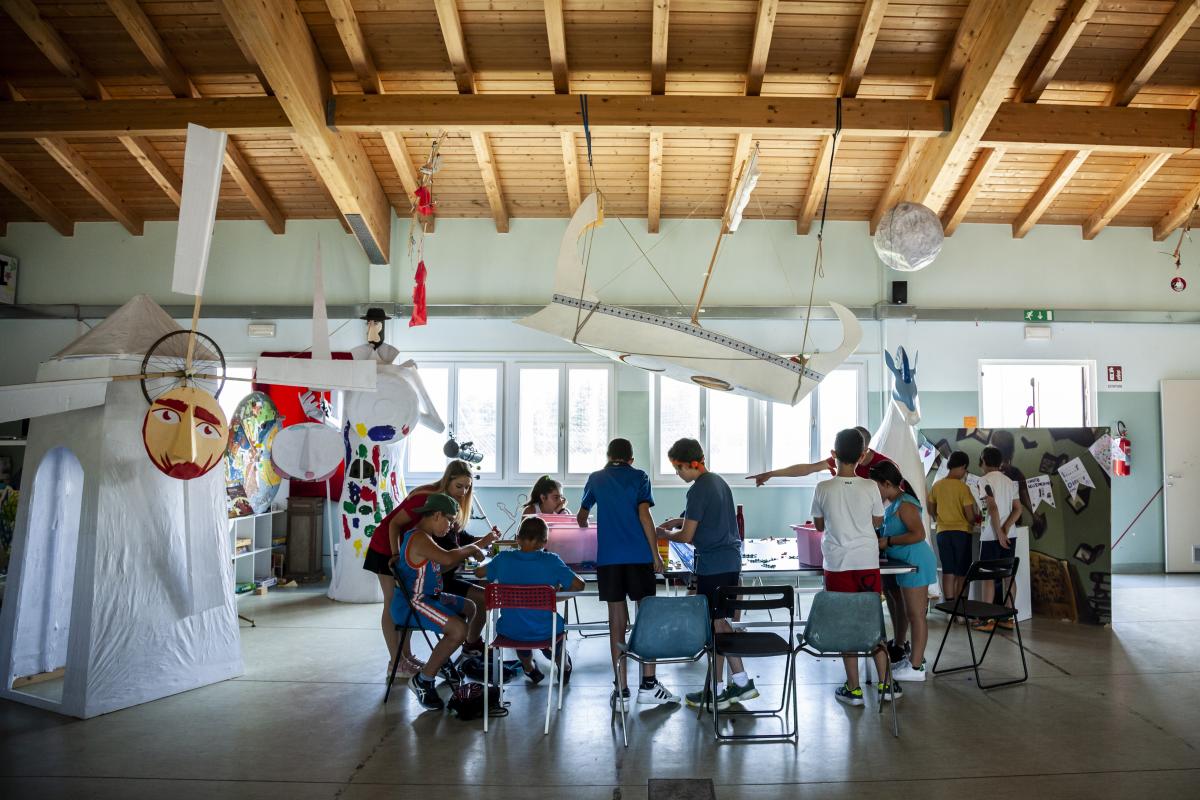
[364,460,497,676]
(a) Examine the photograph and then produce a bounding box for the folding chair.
[613,594,711,747]
[383,572,439,704]
[931,557,1028,690]
[482,584,566,734]
[706,585,798,742]
[795,590,899,737]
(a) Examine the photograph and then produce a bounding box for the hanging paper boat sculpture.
[517,192,862,405]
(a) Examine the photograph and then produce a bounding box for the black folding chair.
[383,571,439,703]
[931,557,1028,690]
[705,585,798,743]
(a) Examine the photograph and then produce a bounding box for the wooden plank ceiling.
[0,0,1197,255]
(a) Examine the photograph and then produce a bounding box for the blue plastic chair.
[795,591,899,737]
[613,595,711,746]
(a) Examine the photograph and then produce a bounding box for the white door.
[1162,380,1200,572]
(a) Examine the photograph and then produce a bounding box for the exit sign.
[1023,309,1055,321]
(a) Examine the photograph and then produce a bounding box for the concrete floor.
[2,574,1199,799]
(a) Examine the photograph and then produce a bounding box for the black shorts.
[442,572,481,597]
[979,539,1017,562]
[937,530,973,576]
[362,547,392,576]
[696,571,741,620]
[596,563,657,603]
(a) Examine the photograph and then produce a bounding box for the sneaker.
[558,652,573,686]
[522,663,545,685]
[725,679,760,704]
[834,684,865,707]
[610,687,631,712]
[685,688,732,711]
[877,681,903,701]
[409,676,444,711]
[972,619,997,633]
[891,659,926,682]
[438,660,461,684]
[638,679,681,705]
[460,640,484,658]
[886,639,907,665]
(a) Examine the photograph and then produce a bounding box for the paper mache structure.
[870,347,929,518]
[0,296,242,718]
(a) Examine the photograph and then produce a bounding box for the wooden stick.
[184,293,202,375]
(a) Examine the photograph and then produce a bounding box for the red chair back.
[485,583,557,612]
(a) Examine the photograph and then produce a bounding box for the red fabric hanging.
[409,260,428,327]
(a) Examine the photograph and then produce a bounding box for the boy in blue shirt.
[475,516,584,683]
[579,438,679,711]
[657,438,756,711]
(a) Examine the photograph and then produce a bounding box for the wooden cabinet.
[286,497,324,579]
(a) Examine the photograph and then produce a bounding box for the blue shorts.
[392,592,468,633]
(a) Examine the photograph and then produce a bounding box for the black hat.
[360,307,391,322]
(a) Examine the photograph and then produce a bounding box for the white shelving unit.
[228,508,286,597]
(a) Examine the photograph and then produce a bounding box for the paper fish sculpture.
[142,386,229,480]
[517,192,861,405]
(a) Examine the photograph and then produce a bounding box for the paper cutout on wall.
[964,472,986,504]
[225,392,282,514]
[1026,474,1056,510]
[142,386,229,480]
[1057,457,1095,500]
[1088,433,1114,479]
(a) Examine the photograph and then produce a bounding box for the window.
[653,363,866,482]
[404,363,503,479]
[217,366,256,423]
[512,363,614,482]
[979,360,1095,427]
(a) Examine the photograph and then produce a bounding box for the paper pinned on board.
[1057,457,1095,499]
[964,473,986,504]
[918,440,939,476]
[172,123,227,297]
[1088,433,1114,478]
[1026,474,1055,510]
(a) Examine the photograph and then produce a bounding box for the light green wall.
[1099,392,1163,572]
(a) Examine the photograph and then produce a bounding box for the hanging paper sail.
[172,123,227,297]
[726,146,761,233]
[517,192,861,406]
[256,242,377,392]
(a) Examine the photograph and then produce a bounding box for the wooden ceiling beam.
[105,0,198,99]
[841,0,888,98]
[381,131,419,201]
[940,147,1005,236]
[470,132,508,233]
[561,131,581,215]
[0,98,289,138]
[1154,181,1200,242]
[647,131,663,233]
[1109,0,1200,107]
[0,155,73,236]
[434,0,476,95]
[120,135,181,205]
[293,134,351,235]
[1,0,103,99]
[1011,149,1091,238]
[325,0,382,95]
[901,0,1055,214]
[37,137,142,235]
[544,0,569,95]
[214,0,272,95]
[1082,153,1171,240]
[651,0,669,95]
[744,0,778,97]
[982,104,1199,153]
[725,132,752,217]
[215,0,390,262]
[1015,0,1098,102]
[797,134,835,235]
[223,139,285,235]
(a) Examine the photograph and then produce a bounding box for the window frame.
[977,358,1097,428]
[403,360,506,485]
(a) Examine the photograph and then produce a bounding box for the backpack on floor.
[446,682,507,721]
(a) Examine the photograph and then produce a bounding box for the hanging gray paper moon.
[874,202,944,272]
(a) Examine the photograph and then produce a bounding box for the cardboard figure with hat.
[352,307,400,364]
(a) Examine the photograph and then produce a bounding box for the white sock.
[731,671,749,687]
[716,681,727,694]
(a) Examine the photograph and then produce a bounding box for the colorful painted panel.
[225,391,283,515]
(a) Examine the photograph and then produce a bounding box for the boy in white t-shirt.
[978,446,1021,631]
[811,429,893,706]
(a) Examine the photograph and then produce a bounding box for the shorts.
[696,571,741,620]
[596,563,657,603]
[979,539,1017,562]
[392,592,469,633]
[362,547,392,576]
[442,572,480,598]
[823,569,883,594]
[937,530,973,576]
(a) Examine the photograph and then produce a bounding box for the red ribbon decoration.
[414,186,434,218]
[409,259,428,327]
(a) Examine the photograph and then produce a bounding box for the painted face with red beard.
[142,386,229,480]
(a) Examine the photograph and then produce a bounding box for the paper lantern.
[874,202,944,272]
[272,422,344,481]
[343,371,419,444]
[142,386,228,480]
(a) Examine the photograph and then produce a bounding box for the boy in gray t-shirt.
[657,438,755,712]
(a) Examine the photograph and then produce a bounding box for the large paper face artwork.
[142,386,229,480]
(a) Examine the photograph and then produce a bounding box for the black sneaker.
[438,660,462,684]
[461,640,484,659]
[523,663,545,685]
[610,687,631,712]
[560,652,573,686]
[886,639,907,665]
[409,676,444,711]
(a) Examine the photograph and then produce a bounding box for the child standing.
[578,438,678,711]
[657,438,756,711]
[979,445,1021,630]
[928,451,979,605]
[475,516,585,683]
[810,429,893,706]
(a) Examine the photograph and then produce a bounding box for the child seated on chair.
[475,516,585,684]
[391,493,487,712]
[657,438,757,712]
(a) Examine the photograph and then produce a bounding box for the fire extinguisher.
[1114,421,1131,477]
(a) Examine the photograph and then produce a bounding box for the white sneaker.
[891,658,927,682]
[637,679,681,705]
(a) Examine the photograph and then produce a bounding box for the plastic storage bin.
[542,514,598,568]
[791,523,822,568]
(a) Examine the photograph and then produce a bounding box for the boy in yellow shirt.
[928,451,979,605]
